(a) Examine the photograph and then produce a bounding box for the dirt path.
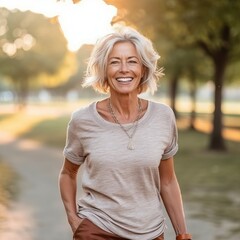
[0,134,238,240]
[0,136,72,240]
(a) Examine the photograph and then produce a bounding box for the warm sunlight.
[0,0,117,51]
[58,0,117,51]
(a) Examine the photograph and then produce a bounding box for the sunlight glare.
[0,0,58,17]
[0,0,117,51]
[58,0,117,51]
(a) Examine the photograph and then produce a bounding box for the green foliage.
[0,8,68,72]
[0,8,70,105]
[174,0,240,51]
[106,0,240,71]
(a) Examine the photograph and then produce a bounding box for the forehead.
[108,41,138,57]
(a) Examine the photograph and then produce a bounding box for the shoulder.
[70,102,95,123]
[150,100,175,116]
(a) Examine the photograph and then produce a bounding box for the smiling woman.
[59,26,192,240]
[0,0,117,52]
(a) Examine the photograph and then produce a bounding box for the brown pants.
[73,218,164,240]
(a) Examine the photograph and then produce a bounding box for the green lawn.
[21,115,70,149]
[0,113,14,122]
[176,130,240,232]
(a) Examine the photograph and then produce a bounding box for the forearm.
[160,176,187,235]
[59,171,78,224]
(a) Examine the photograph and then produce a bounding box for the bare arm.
[159,157,188,236]
[59,158,82,232]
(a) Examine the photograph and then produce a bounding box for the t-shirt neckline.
[91,100,152,127]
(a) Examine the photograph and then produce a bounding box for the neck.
[108,96,141,123]
[110,91,139,113]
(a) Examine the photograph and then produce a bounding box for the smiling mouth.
[116,77,133,83]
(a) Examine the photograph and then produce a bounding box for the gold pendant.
[128,139,134,150]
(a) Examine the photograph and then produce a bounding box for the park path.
[0,136,73,240]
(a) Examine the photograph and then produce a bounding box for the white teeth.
[116,77,132,82]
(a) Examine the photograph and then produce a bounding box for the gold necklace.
[108,98,142,150]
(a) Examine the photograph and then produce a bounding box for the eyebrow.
[108,56,139,60]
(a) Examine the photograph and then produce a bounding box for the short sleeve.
[161,110,178,160]
[63,114,85,165]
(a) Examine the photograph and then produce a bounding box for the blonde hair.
[82,26,163,94]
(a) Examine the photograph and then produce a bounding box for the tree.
[0,8,70,107]
[49,44,95,98]
[166,0,240,150]
[105,0,240,151]
[181,49,212,130]
[165,47,211,126]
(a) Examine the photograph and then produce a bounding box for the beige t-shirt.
[63,100,178,240]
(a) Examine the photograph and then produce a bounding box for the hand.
[69,215,84,233]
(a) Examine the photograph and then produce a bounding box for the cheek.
[106,66,116,77]
[136,68,145,79]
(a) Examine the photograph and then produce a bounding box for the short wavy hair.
[82,26,163,94]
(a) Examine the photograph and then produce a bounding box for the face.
[106,41,145,95]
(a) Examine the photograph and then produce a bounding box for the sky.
[0,0,117,51]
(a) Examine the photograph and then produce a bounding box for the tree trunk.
[208,58,227,151]
[14,77,29,110]
[198,24,230,151]
[169,75,178,118]
[189,77,197,130]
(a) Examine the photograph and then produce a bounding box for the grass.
[20,115,70,149]
[177,130,239,193]
[0,113,14,122]
[0,159,19,206]
[0,159,19,228]
[176,130,240,234]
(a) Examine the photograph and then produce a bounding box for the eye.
[109,60,120,65]
[128,57,140,64]
[128,60,138,64]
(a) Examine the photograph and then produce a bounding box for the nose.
[120,62,129,72]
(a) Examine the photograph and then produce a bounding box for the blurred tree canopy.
[105,0,240,151]
[0,2,239,151]
[51,44,95,98]
[0,8,75,107]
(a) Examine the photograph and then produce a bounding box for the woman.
[59,26,192,240]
